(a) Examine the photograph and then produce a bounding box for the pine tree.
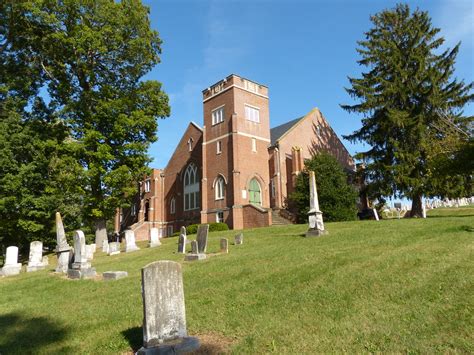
[342,4,473,217]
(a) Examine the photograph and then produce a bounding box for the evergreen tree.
[288,153,358,223]
[341,4,473,217]
[2,0,170,245]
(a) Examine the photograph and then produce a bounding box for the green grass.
[1,207,473,354]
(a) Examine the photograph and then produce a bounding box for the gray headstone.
[67,230,96,279]
[149,228,161,248]
[1,246,22,276]
[27,241,46,272]
[196,224,209,253]
[138,261,199,354]
[178,233,186,254]
[220,238,228,253]
[125,229,140,252]
[55,212,71,273]
[235,233,243,245]
[191,240,198,254]
[103,271,128,280]
[108,242,121,256]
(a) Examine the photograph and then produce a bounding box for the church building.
[116,74,354,240]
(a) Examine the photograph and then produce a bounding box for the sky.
[143,0,473,169]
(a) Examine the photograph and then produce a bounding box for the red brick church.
[115,74,354,240]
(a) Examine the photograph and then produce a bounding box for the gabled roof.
[270,116,304,145]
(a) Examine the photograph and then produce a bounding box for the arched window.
[249,178,261,206]
[187,138,194,151]
[215,176,225,200]
[184,164,199,211]
[170,197,176,214]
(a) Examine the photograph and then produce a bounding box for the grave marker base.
[137,336,200,355]
[305,229,328,237]
[184,253,207,261]
[103,271,128,280]
[1,264,22,276]
[67,267,96,279]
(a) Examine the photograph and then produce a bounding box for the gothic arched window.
[184,164,199,211]
[215,176,225,200]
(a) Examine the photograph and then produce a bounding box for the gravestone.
[196,224,209,253]
[103,271,128,281]
[220,238,228,253]
[42,256,49,265]
[373,208,380,221]
[177,229,186,254]
[184,240,206,261]
[1,246,22,276]
[55,212,71,273]
[125,229,140,252]
[235,233,243,245]
[90,243,96,253]
[149,228,161,248]
[102,239,109,253]
[422,202,427,219]
[27,241,46,272]
[67,230,96,279]
[108,242,121,256]
[85,244,94,261]
[137,260,199,354]
[306,171,328,237]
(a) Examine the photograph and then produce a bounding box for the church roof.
[270,116,304,145]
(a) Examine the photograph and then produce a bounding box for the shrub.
[186,224,198,235]
[288,152,358,223]
[209,222,229,232]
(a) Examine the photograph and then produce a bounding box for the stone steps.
[271,210,293,226]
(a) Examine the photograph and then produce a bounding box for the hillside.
[0,207,473,353]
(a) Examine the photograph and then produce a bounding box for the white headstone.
[108,242,121,256]
[102,239,109,253]
[85,244,94,261]
[373,208,379,221]
[1,246,22,276]
[306,171,327,237]
[149,228,161,248]
[27,241,46,272]
[125,229,140,252]
[67,230,96,279]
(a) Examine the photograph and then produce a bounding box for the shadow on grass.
[0,313,71,353]
[122,326,142,352]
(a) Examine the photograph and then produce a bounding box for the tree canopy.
[341,4,473,216]
[1,0,169,249]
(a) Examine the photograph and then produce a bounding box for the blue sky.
[143,0,473,168]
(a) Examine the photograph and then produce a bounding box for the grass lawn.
[1,207,473,354]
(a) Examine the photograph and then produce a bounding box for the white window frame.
[252,138,257,152]
[170,197,176,214]
[215,176,225,200]
[145,179,151,193]
[216,211,224,223]
[217,140,222,154]
[211,105,225,125]
[184,164,200,211]
[245,104,260,123]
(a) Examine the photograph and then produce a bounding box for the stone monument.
[137,260,199,354]
[27,241,47,272]
[1,246,22,276]
[373,208,379,221]
[108,242,121,256]
[85,244,94,261]
[234,233,243,245]
[184,240,206,261]
[306,171,328,237]
[55,212,71,273]
[124,229,140,252]
[220,238,228,253]
[67,230,96,279]
[149,228,161,248]
[102,239,109,253]
[177,227,186,254]
[196,224,209,253]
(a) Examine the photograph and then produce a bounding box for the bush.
[186,224,198,235]
[288,152,358,223]
[209,222,229,232]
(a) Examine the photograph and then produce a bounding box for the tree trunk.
[410,194,423,218]
[95,219,107,247]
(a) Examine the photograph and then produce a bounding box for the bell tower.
[201,74,271,229]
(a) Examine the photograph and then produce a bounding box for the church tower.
[201,74,271,229]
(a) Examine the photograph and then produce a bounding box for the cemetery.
[0,206,472,353]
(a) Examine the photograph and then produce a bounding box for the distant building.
[115,74,354,240]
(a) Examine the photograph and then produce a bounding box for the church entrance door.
[249,178,262,206]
